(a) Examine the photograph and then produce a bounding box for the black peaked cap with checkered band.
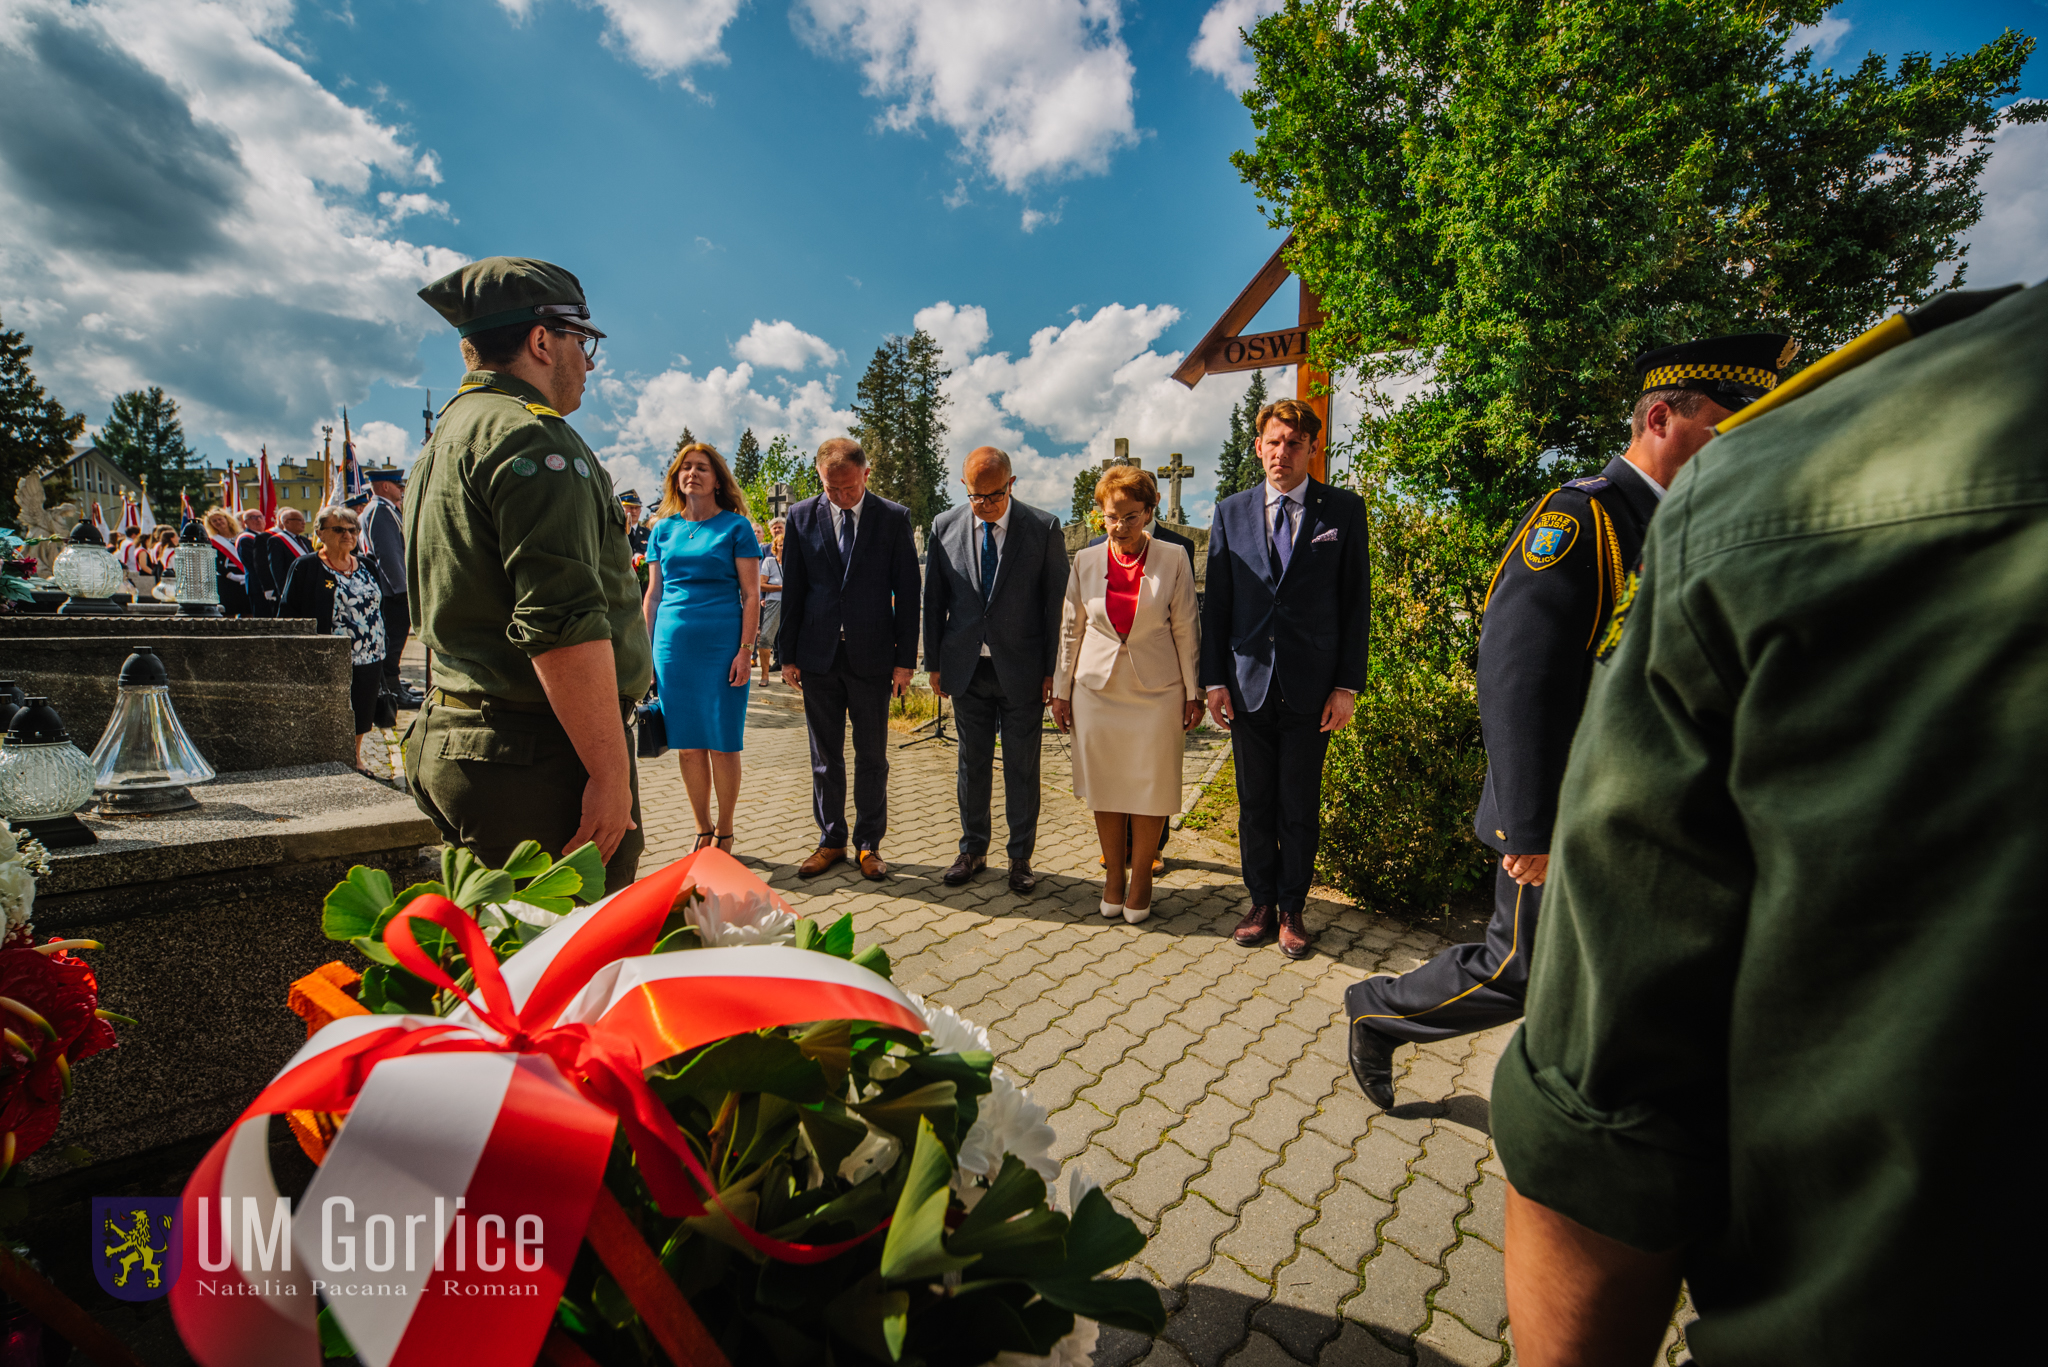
[1633,332,1798,412]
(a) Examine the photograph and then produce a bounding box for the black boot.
[1348,1018,1400,1111]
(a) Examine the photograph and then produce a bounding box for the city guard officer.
[402,257,653,895]
[1344,332,1796,1109]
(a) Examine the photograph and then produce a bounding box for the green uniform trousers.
[403,691,643,896]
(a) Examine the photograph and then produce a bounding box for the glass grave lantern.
[172,518,224,616]
[88,647,214,814]
[52,520,127,615]
[0,697,98,848]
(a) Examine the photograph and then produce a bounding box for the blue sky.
[1,0,2042,520]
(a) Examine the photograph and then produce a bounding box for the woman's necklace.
[1107,537,1147,570]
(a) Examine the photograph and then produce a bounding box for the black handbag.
[635,697,668,760]
[374,684,400,729]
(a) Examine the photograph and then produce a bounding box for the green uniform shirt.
[404,371,652,704]
[1492,284,2045,1361]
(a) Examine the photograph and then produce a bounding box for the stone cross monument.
[1154,453,1194,525]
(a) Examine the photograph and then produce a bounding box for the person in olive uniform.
[1345,332,1796,1110]
[1492,283,2036,1366]
[402,257,654,895]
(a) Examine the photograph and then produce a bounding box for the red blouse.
[1105,539,1146,635]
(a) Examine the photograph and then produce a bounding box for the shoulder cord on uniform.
[1583,498,1624,650]
[1482,491,1560,615]
[442,383,562,421]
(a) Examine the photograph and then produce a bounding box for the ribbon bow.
[172,851,926,1367]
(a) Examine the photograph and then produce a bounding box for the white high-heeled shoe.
[1123,902,1152,925]
[1099,899,1124,918]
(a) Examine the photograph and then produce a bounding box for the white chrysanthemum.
[959,1073,1058,1182]
[908,992,991,1055]
[1052,1163,1100,1215]
[0,861,35,932]
[689,888,797,946]
[983,1317,1099,1367]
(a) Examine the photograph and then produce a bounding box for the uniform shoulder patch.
[1595,568,1640,661]
[1564,476,1612,493]
[574,457,591,478]
[1521,510,1580,570]
[544,453,568,472]
[524,402,563,419]
[509,456,537,477]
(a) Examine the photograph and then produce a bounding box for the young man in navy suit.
[1201,398,1370,959]
[778,437,922,880]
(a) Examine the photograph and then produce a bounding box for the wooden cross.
[1154,453,1194,525]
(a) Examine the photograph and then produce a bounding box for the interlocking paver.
[631,698,1536,1367]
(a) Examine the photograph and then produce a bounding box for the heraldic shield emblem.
[1522,510,1579,571]
[91,1196,182,1301]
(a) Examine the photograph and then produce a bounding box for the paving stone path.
[374,644,1694,1367]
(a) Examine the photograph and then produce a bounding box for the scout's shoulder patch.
[1521,509,1580,570]
[1595,568,1640,661]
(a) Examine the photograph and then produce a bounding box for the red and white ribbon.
[171,852,924,1367]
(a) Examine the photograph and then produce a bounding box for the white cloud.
[595,362,858,504]
[912,300,990,367]
[732,318,843,370]
[794,0,1139,194]
[0,0,462,455]
[1962,117,2048,288]
[349,419,416,472]
[1189,0,1283,90]
[497,0,745,85]
[1789,15,1851,62]
[1019,202,1063,233]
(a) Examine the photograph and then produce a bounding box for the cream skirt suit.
[1054,538,1201,816]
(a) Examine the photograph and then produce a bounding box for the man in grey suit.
[925,446,1070,894]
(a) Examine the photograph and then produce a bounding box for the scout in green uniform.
[402,257,654,895]
[1491,282,2036,1365]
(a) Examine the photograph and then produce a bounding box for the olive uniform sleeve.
[478,427,616,657]
[1490,491,1750,1252]
[1472,488,1611,854]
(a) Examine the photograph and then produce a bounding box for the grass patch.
[1182,756,1238,843]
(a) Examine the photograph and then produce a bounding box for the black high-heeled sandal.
[714,832,735,852]
[692,831,715,852]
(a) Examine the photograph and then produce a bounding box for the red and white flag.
[258,449,278,525]
[172,851,924,1367]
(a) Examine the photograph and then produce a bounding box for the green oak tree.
[1069,465,1100,525]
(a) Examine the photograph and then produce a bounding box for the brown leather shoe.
[1151,853,1166,876]
[1008,859,1036,894]
[1232,903,1276,947]
[1277,905,1314,960]
[943,852,987,886]
[858,850,888,880]
[798,846,846,879]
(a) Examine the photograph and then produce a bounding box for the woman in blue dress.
[641,442,762,851]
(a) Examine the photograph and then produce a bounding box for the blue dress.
[648,511,760,751]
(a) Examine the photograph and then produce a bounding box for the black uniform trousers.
[1232,691,1331,913]
[402,691,643,897]
[952,657,1043,862]
[380,591,411,689]
[802,642,892,853]
[1344,864,1540,1043]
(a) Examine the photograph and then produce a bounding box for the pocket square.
[1312,528,1339,543]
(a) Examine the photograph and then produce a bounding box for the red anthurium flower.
[0,944,118,1163]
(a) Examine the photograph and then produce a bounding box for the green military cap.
[1633,332,1797,413]
[417,257,608,339]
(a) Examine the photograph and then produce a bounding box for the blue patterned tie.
[838,506,855,580]
[1272,497,1294,575]
[980,521,999,604]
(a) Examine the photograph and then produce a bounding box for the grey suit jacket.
[922,498,1069,704]
[359,496,408,598]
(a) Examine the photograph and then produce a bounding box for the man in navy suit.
[779,437,922,880]
[1201,397,1370,959]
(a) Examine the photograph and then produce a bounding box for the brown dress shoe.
[1277,905,1314,960]
[858,850,888,880]
[798,846,846,879]
[1008,859,1036,894]
[943,852,987,885]
[1232,903,1276,947]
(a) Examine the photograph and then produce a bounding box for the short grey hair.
[314,504,359,532]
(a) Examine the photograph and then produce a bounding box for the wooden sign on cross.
[1169,233,1330,481]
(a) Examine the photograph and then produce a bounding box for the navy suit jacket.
[1199,478,1370,713]
[778,491,921,681]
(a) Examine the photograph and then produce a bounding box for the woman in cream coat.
[1051,466,1205,923]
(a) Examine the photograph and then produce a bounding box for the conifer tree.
[0,313,85,528]
[732,428,762,483]
[1214,370,1271,500]
[852,328,952,537]
[99,387,205,510]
